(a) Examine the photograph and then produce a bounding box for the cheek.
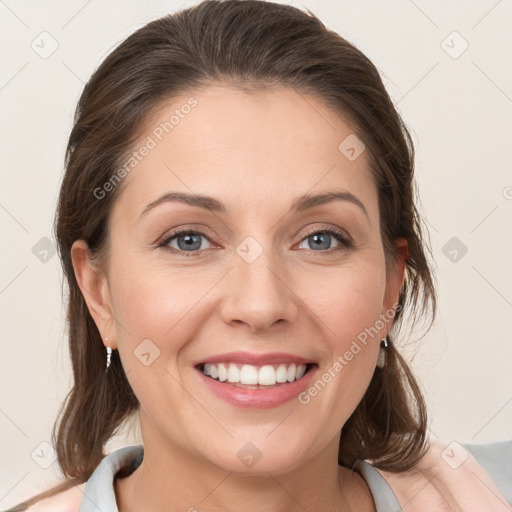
[108,258,225,375]
[291,262,386,438]
[305,259,386,344]
[108,266,206,413]
[304,260,385,395]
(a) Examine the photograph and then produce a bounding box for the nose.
[219,250,299,332]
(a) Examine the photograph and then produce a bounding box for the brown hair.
[7,0,436,509]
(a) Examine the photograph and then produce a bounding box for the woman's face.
[74,83,406,474]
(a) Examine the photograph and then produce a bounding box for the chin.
[203,441,306,476]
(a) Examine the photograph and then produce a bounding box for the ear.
[382,237,408,333]
[70,240,117,350]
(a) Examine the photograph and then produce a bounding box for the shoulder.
[25,482,86,512]
[376,438,512,512]
[463,437,512,506]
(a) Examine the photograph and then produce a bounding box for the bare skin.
[71,83,407,512]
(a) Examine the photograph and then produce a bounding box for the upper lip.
[193,351,316,367]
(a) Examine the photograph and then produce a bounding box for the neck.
[115,429,376,512]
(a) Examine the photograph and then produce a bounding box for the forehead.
[113,83,378,223]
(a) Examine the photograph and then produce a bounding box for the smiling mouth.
[195,362,316,388]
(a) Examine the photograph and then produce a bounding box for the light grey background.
[1,0,511,507]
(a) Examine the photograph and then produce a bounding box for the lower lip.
[195,365,318,409]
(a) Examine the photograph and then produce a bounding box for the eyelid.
[155,224,217,247]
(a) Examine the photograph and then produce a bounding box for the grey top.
[79,439,512,512]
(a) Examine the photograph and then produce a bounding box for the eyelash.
[157,226,353,257]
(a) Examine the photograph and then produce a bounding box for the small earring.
[376,336,389,369]
[105,338,112,373]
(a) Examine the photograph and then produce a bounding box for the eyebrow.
[140,190,370,222]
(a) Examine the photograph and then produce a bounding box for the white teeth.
[201,362,308,385]
[287,363,296,382]
[240,364,258,384]
[227,364,240,383]
[276,364,288,383]
[258,365,276,385]
[218,363,228,382]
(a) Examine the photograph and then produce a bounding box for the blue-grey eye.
[298,231,344,251]
[168,232,210,252]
